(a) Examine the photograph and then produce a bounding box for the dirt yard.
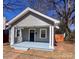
[3,41,75,59]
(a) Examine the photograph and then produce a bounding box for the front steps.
[13,45,53,51]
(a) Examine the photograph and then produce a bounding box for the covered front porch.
[10,26,54,51]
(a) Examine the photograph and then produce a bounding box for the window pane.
[41,30,45,34]
[41,30,46,38]
[17,30,20,36]
[41,34,45,38]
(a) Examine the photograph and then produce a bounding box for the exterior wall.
[15,14,49,27]
[11,12,55,44]
[35,27,49,43]
[21,27,49,43]
[9,10,56,49]
[9,29,11,43]
[22,28,28,41]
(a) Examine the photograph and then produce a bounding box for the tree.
[28,0,75,40]
[4,0,75,40]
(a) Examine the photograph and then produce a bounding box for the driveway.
[3,41,75,59]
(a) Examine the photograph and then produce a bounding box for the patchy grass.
[3,41,75,59]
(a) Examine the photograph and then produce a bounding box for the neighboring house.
[6,7,60,51]
[3,17,9,43]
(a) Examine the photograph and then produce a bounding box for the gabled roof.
[6,7,60,25]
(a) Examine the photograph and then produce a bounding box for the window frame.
[40,28,47,39]
[17,29,20,37]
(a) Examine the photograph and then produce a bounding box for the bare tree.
[28,0,75,40]
[4,0,75,40]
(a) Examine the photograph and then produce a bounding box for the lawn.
[3,41,75,59]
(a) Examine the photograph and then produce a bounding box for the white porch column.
[51,26,54,49]
[17,27,23,43]
[49,26,52,48]
[10,27,14,46]
[19,29,22,42]
[49,26,54,49]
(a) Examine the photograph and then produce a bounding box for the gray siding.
[15,14,50,27]
[21,27,49,43]
[22,28,28,41]
[35,27,49,43]
[13,12,51,43]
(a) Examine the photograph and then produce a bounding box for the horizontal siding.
[35,27,49,43]
[21,27,49,43]
[22,28,28,41]
[16,14,49,27]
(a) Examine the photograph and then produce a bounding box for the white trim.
[10,27,14,46]
[14,27,22,43]
[40,28,47,39]
[49,26,52,48]
[18,29,22,42]
[49,26,54,49]
[14,28,17,38]
[28,28,36,41]
[6,7,60,25]
[51,26,54,49]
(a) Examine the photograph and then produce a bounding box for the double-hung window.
[15,28,20,38]
[17,30,20,37]
[40,29,47,39]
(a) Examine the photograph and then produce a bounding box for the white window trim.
[40,28,47,39]
[15,28,21,38]
[28,28,36,41]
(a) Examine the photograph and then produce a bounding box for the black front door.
[30,30,34,42]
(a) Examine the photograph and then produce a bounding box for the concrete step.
[13,46,53,51]
[13,46,28,51]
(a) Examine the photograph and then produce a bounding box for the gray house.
[6,7,60,51]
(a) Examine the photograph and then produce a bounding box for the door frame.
[28,28,36,42]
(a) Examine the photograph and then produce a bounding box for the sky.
[3,0,29,20]
[3,0,75,31]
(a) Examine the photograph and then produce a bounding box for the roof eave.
[7,7,60,25]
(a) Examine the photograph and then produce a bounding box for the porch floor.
[13,42,53,51]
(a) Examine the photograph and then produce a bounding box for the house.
[6,7,60,51]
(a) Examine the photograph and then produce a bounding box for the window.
[40,29,47,39]
[17,30,20,37]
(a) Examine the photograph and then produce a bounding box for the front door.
[30,30,35,42]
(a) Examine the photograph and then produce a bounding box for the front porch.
[12,42,53,51]
[10,26,54,51]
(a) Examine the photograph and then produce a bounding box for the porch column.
[17,27,23,43]
[51,26,54,49]
[49,26,54,49]
[19,28,22,42]
[10,27,14,46]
